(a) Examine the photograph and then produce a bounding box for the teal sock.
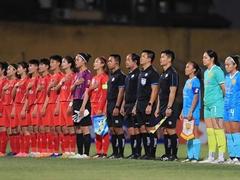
[226,133,235,158]
[232,133,240,158]
[187,140,193,159]
[192,139,201,160]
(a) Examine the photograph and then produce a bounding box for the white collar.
[230,71,239,79]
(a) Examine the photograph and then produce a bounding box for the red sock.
[69,134,76,153]
[60,134,65,153]
[42,133,47,153]
[38,133,43,153]
[24,135,30,154]
[54,134,60,153]
[19,134,25,153]
[95,134,103,154]
[46,132,54,153]
[0,131,8,153]
[9,135,15,153]
[102,134,110,155]
[0,132,2,152]
[31,133,37,152]
[64,134,70,153]
[15,134,20,154]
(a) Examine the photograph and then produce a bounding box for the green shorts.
[204,101,224,119]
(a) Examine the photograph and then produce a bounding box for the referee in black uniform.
[120,53,141,159]
[133,50,159,160]
[107,54,126,159]
[155,50,179,161]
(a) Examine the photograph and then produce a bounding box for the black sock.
[164,134,171,156]
[152,133,158,158]
[83,134,91,156]
[111,134,118,156]
[136,134,141,156]
[130,135,136,155]
[118,134,125,157]
[76,133,83,155]
[169,134,178,157]
[142,133,150,156]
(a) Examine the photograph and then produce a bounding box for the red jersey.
[48,72,63,104]
[2,79,17,105]
[59,72,75,102]
[15,77,29,104]
[35,74,51,104]
[27,76,39,106]
[90,73,108,111]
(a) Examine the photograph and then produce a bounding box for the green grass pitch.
[0,144,240,180]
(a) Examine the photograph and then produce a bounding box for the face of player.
[7,65,16,78]
[61,58,71,71]
[50,59,60,71]
[28,64,38,75]
[202,52,213,67]
[125,54,135,69]
[160,53,171,66]
[39,63,49,74]
[185,63,196,76]
[107,57,118,70]
[140,52,151,66]
[17,65,26,76]
[75,55,85,68]
[225,58,237,74]
[93,58,104,71]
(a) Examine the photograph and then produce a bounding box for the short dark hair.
[17,61,29,73]
[161,49,175,62]
[130,53,140,66]
[110,54,121,65]
[142,50,155,62]
[0,61,8,76]
[50,55,62,64]
[28,59,39,66]
[40,58,50,68]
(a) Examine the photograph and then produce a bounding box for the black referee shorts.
[124,103,138,128]
[136,101,157,127]
[159,103,179,129]
[107,101,123,128]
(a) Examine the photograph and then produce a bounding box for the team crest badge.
[131,74,135,78]
[208,72,213,78]
[144,73,148,77]
[112,77,115,82]
[165,73,168,78]
[141,78,146,85]
[187,82,192,89]
[232,79,236,85]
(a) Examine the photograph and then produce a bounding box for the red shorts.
[44,103,60,126]
[0,105,12,127]
[15,104,30,127]
[59,101,73,127]
[36,104,44,126]
[28,105,39,126]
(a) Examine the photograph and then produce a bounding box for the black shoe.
[116,154,124,159]
[108,153,117,159]
[126,154,135,159]
[157,154,170,161]
[139,154,148,159]
[168,155,178,161]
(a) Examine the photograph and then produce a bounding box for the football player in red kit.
[13,62,30,157]
[55,56,76,157]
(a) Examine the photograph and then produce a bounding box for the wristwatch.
[167,106,172,110]
[115,105,120,109]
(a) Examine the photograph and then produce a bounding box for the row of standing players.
[0,49,239,163]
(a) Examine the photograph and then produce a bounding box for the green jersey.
[204,65,224,106]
